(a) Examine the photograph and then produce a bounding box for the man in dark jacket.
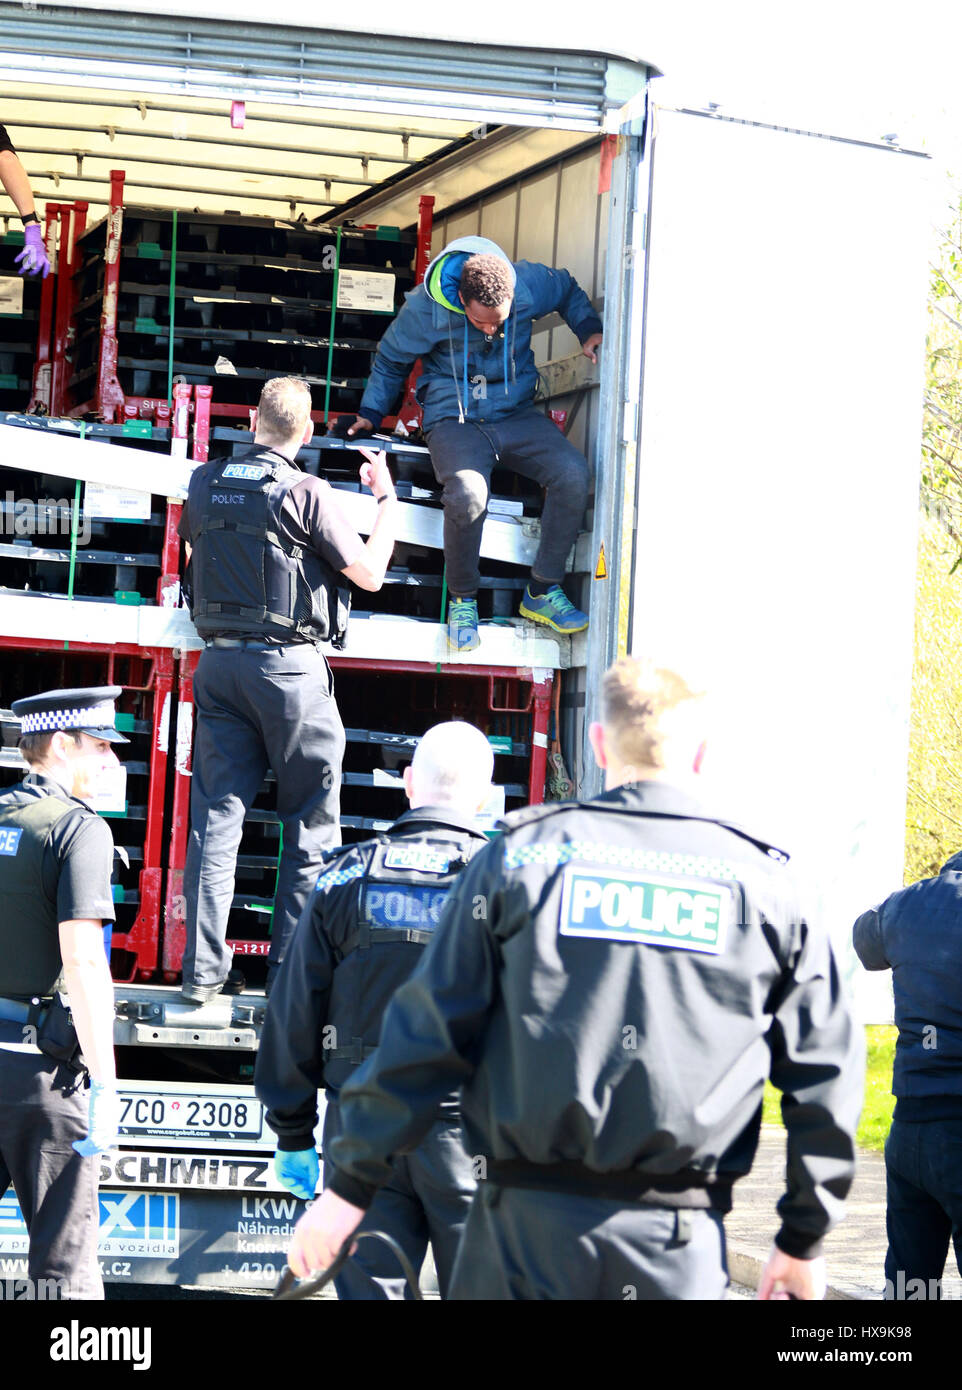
[285,659,863,1300]
[854,853,962,1298]
[346,236,603,652]
[255,720,493,1298]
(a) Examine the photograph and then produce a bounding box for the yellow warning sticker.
[594,542,607,580]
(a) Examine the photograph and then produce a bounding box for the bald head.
[403,721,494,814]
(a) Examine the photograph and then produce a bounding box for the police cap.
[11,685,130,744]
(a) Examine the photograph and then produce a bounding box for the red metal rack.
[26,204,59,415]
[394,194,435,434]
[51,201,88,417]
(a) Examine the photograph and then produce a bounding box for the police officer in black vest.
[179,376,399,1002]
[285,660,863,1300]
[255,721,493,1298]
[0,687,127,1298]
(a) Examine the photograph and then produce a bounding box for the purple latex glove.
[14,222,49,279]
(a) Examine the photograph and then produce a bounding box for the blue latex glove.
[273,1148,319,1200]
[72,1080,120,1157]
[15,222,50,279]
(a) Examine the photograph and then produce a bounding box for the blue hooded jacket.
[358,235,603,432]
[853,853,962,1118]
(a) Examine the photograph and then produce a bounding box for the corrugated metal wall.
[429,139,608,463]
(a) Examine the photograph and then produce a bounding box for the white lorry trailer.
[0,9,929,1287]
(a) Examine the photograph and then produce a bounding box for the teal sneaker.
[518,584,588,634]
[446,596,481,651]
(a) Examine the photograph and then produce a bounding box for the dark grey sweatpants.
[426,409,590,596]
[448,1183,730,1301]
[323,1100,477,1300]
[182,643,345,987]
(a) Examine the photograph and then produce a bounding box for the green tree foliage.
[907,194,962,881]
[905,513,962,881]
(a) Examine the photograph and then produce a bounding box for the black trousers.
[183,644,345,987]
[884,1117,962,1298]
[0,1031,103,1299]
[426,409,590,596]
[323,1100,477,1300]
[448,1184,729,1301]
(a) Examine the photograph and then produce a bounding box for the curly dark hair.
[459,254,513,308]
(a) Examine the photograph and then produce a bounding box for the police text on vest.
[559,865,731,954]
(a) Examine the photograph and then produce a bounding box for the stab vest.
[322,828,486,1090]
[0,791,77,997]
[187,448,350,648]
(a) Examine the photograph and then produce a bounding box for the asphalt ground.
[727,1126,962,1300]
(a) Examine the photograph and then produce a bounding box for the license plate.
[118,1089,266,1145]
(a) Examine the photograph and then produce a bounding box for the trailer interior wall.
[629,108,930,1015]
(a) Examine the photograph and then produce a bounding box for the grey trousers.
[448,1183,730,1301]
[183,643,345,987]
[323,1100,477,1300]
[426,409,590,595]
[0,1031,103,1299]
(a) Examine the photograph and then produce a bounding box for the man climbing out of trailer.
[255,720,492,1299]
[0,125,50,278]
[341,237,602,652]
[178,376,400,1003]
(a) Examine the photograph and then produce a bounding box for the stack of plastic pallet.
[0,639,175,985]
[0,228,41,412]
[68,204,417,421]
[164,656,542,987]
[0,411,185,982]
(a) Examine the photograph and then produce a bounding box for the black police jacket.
[184,445,349,646]
[255,805,489,1151]
[325,782,864,1259]
[854,856,962,1120]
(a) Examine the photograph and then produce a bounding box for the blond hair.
[601,659,703,772]
[256,377,312,445]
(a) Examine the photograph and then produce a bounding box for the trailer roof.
[0,3,653,226]
[41,0,662,73]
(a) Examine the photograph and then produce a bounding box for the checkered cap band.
[503,840,740,881]
[315,861,366,894]
[19,700,116,735]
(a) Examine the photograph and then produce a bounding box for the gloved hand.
[72,1080,120,1157]
[273,1147,319,1201]
[14,223,50,279]
[329,414,374,440]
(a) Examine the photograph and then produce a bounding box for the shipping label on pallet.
[0,278,24,316]
[85,480,152,521]
[337,270,396,312]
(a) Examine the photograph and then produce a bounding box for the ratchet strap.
[272,1230,423,1301]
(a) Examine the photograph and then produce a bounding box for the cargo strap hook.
[272,1230,423,1301]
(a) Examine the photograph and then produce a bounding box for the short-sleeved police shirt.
[16,772,116,923]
